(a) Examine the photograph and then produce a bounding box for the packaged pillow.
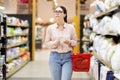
[93,35,103,53]
[96,37,105,53]
[95,0,105,12]
[99,39,111,60]
[92,61,99,80]
[114,71,120,79]
[110,15,120,34]
[100,65,110,80]
[90,32,96,41]
[105,0,120,10]
[111,44,120,71]
[111,0,120,7]
[89,18,98,30]
[14,27,22,35]
[104,0,111,10]
[106,44,117,64]
[99,16,112,35]
[113,13,120,34]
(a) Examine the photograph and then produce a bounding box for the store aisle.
[8,49,90,80]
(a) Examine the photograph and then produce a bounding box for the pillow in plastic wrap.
[111,44,120,71]
[93,35,101,49]
[93,25,99,33]
[92,61,99,80]
[111,0,120,7]
[104,0,120,10]
[106,44,117,64]
[84,14,91,28]
[114,71,120,79]
[100,16,111,27]
[89,32,96,41]
[94,0,105,12]
[93,35,103,53]
[90,0,105,13]
[100,65,110,80]
[99,39,111,60]
[89,18,98,30]
[99,16,112,35]
[112,13,120,34]
[96,37,105,52]
[104,0,111,10]
[110,15,120,34]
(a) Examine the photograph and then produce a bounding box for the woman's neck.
[56,20,65,26]
[56,21,65,30]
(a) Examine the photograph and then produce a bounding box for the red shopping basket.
[72,53,91,72]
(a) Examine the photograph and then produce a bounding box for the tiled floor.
[8,49,90,80]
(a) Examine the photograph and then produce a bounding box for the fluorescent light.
[0,6,5,10]
[49,18,54,22]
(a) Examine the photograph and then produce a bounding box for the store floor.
[8,49,90,80]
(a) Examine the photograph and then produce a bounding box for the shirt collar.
[55,23,67,28]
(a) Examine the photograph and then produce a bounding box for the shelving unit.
[1,16,7,80]
[92,52,113,71]
[0,16,6,80]
[0,14,32,80]
[7,34,28,38]
[95,6,120,19]
[7,41,28,49]
[6,20,30,79]
[6,59,29,78]
[91,52,119,80]
[7,14,32,60]
[88,4,120,80]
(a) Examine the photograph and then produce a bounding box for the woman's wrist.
[54,39,60,47]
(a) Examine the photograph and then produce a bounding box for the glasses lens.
[54,10,63,13]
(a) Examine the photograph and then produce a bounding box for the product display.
[0,15,31,79]
[0,0,120,80]
[84,1,120,79]
[0,15,7,80]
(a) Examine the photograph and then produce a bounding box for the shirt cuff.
[70,40,77,46]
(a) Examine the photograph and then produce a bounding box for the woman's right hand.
[55,37,61,45]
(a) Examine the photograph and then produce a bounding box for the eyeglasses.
[54,10,63,13]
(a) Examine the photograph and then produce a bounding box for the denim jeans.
[49,51,73,80]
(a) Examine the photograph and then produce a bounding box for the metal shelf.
[7,34,28,37]
[7,24,29,28]
[6,60,30,78]
[7,41,28,49]
[95,6,120,19]
[7,51,29,62]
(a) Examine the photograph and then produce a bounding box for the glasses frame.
[54,10,63,13]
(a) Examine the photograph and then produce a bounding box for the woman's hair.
[57,6,67,22]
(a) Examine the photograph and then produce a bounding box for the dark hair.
[58,6,67,22]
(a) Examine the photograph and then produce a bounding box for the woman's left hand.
[64,40,71,45]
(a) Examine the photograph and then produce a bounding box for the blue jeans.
[49,51,73,80]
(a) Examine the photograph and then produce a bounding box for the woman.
[45,6,77,80]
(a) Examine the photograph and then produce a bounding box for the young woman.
[45,6,77,80]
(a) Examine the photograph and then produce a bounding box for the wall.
[80,0,90,15]
[0,0,76,21]
[0,0,17,14]
[57,0,76,19]
[37,0,76,21]
[37,0,53,21]
[89,0,105,14]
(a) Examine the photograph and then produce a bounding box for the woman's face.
[54,7,65,21]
